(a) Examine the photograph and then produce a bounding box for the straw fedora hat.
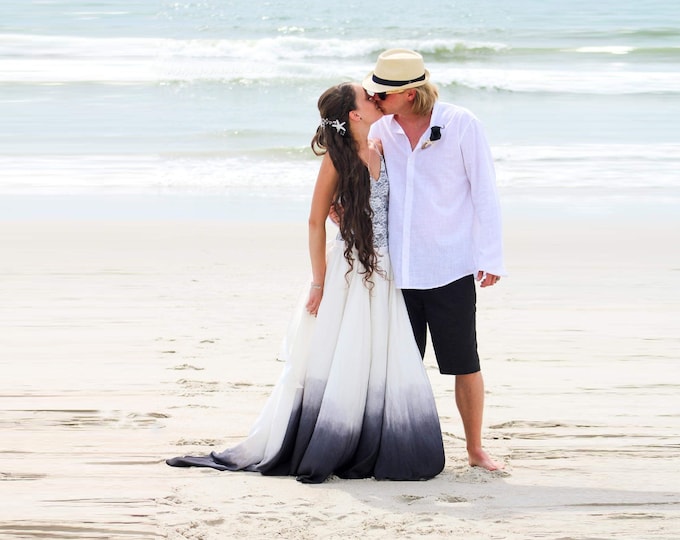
[362,49,430,93]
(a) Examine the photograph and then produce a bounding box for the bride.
[167,82,445,483]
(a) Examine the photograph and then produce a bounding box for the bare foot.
[468,449,504,471]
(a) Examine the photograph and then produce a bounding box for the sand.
[1,212,679,539]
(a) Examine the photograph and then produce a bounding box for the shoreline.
[0,191,678,223]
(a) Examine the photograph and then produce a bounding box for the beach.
[1,210,679,539]
[2,0,680,536]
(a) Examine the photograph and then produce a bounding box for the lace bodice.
[370,156,389,249]
[335,156,389,249]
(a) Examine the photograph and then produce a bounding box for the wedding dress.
[167,158,445,483]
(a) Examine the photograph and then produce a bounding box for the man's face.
[365,89,406,114]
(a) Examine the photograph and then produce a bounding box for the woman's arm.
[306,153,338,316]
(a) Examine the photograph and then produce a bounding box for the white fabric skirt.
[167,240,444,483]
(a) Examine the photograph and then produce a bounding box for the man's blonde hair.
[412,82,439,116]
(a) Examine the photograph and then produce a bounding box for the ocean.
[1,0,679,220]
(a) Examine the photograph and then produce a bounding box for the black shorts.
[402,275,480,375]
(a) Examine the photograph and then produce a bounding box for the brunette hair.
[310,83,378,282]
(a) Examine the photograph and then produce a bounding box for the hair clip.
[321,118,347,136]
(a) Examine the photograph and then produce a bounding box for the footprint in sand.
[0,472,46,482]
[175,438,222,446]
[399,494,425,504]
[169,364,205,371]
[436,494,467,504]
[454,466,511,483]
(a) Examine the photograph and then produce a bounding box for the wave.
[421,42,680,61]
[0,154,319,195]
[436,67,680,94]
[558,27,680,40]
[4,32,679,61]
[1,144,678,195]
[0,33,508,60]
[493,143,680,190]
[570,45,680,56]
[1,33,679,94]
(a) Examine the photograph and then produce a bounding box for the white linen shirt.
[370,101,506,289]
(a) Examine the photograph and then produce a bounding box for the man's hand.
[476,271,501,288]
[328,205,342,226]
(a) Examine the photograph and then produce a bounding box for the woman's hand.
[305,284,324,316]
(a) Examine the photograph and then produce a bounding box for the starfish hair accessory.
[421,125,443,149]
[321,118,347,136]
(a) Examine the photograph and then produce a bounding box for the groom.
[363,49,505,470]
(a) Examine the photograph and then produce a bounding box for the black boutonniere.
[421,126,442,149]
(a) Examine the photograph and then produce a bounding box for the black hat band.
[371,73,426,87]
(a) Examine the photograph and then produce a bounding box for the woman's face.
[353,84,383,124]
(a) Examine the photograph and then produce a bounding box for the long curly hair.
[310,83,378,282]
